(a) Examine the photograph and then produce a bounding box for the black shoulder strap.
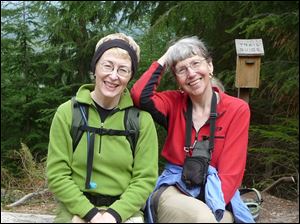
[84,106,140,189]
[184,91,217,152]
[184,91,217,202]
[71,96,89,152]
[184,98,193,152]
[124,107,140,157]
[209,91,217,150]
[70,97,94,189]
[70,98,140,189]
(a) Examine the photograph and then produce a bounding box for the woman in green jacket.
[46,33,158,223]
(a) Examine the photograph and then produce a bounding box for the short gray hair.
[166,36,211,68]
[212,77,225,92]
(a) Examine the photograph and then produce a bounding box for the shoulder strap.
[184,91,217,152]
[184,91,217,202]
[184,98,193,152]
[70,97,95,189]
[124,107,140,157]
[70,99,140,189]
[209,91,217,150]
[71,97,140,155]
[71,96,89,152]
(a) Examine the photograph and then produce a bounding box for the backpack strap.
[71,98,95,189]
[71,97,140,156]
[124,107,140,157]
[184,90,217,153]
[71,97,141,189]
[71,96,89,152]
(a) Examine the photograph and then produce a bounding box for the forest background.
[1,1,299,204]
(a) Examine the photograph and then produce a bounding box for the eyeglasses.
[99,62,131,78]
[175,59,206,77]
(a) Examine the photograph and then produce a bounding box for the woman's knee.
[157,186,217,223]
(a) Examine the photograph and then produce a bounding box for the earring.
[178,86,184,93]
[90,73,96,81]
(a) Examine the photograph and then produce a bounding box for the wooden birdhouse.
[235,39,264,88]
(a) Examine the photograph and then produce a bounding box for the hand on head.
[158,45,174,67]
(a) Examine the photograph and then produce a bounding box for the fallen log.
[6,188,49,208]
[262,176,295,193]
[1,212,55,223]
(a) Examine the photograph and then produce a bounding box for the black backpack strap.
[71,96,89,152]
[71,98,140,155]
[184,91,217,202]
[208,91,217,151]
[124,107,140,157]
[70,99,140,189]
[80,125,133,136]
[184,91,217,152]
[70,97,95,189]
[184,98,193,153]
[86,132,95,189]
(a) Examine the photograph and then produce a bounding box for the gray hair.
[212,77,225,92]
[166,36,211,68]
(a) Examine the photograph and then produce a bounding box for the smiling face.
[174,55,213,97]
[94,48,132,103]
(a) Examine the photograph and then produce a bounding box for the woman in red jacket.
[131,36,251,222]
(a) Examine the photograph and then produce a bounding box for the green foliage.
[1,1,118,167]
[244,117,298,199]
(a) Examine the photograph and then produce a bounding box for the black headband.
[90,39,138,79]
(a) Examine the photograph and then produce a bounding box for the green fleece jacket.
[46,84,158,222]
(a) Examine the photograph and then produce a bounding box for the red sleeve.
[218,103,250,204]
[131,61,164,108]
[131,61,172,128]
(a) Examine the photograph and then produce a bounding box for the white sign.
[235,39,264,56]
